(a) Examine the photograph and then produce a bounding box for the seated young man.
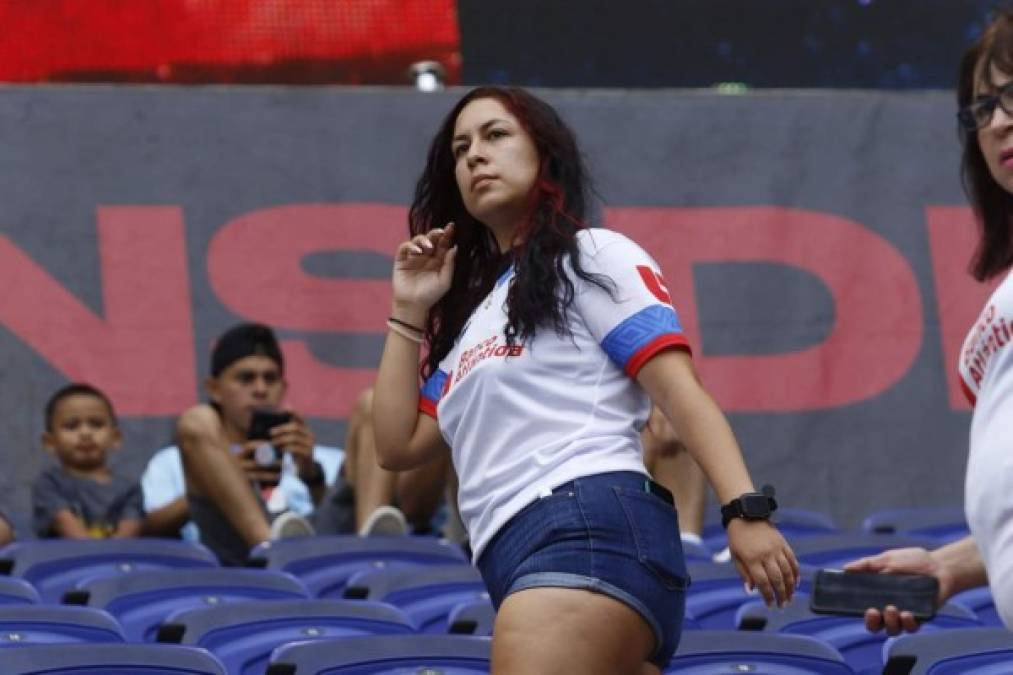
[142,323,343,564]
[33,383,144,539]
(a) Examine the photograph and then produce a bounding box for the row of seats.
[3,629,1013,674]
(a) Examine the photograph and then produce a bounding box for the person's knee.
[0,518,12,545]
[176,404,222,454]
[352,388,374,425]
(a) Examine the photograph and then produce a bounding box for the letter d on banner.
[607,207,922,412]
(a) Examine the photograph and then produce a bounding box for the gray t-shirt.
[32,466,143,538]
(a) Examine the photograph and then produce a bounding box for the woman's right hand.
[392,222,457,317]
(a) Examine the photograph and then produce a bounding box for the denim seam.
[574,482,595,579]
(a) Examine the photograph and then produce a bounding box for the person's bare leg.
[642,405,706,537]
[395,450,450,531]
[176,405,270,546]
[0,516,12,546]
[346,388,398,531]
[492,587,660,675]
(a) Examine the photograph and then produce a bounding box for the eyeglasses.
[958,80,1013,130]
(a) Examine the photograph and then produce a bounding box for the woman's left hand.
[726,518,800,607]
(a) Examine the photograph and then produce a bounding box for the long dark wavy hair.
[959,9,1013,281]
[409,87,612,378]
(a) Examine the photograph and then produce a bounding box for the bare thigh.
[491,587,661,675]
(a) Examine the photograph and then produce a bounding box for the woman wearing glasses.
[846,9,1013,634]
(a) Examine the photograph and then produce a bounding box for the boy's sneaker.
[359,505,409,537]
[269,511,315,540]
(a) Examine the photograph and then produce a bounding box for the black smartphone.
[810,569,938,621]
[247,409,292,442]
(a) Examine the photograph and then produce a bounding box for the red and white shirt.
[420,228,690,560]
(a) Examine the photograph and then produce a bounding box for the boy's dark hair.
[210,323,284,377]
[44,383,118,432]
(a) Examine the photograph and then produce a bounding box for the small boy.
[32,383,143,539]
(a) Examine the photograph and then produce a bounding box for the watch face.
[741,494,771,518]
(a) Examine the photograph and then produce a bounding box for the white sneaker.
[269,511,315,540]
[359,505,409,537]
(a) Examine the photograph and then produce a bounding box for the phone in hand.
[809,569,938,621]
[247,408,292,466]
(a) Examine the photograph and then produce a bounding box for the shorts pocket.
[613,487,690,591]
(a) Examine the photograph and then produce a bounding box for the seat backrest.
[671,630,852,674]
[883,626,1013,675]
[0,576,40,605]
[265,634,492,675]
[789,533,938,569]
[861,507,969,543]
[67,567,309,642]
[0,538,218,603]
[343,563,488,633]
[158,599,414,675]
[0,605,125,645]
[247,535,467,598]
[735,595,980,673]
[0,643,227,674]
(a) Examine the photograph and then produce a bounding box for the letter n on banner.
[926,206,1003,410]
[207,203,406,418]
[606,207,922,411]
[0,207,196,414]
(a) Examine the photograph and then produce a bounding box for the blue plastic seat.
[0,605,125,645]
[265,634,492,674]
[0,576,40,605]
[948,586,1003,627]
[1,643,226,674]
[343,563,489,633]
[788,533,938,569]
[158,599,414,675]
[882,626,1013,674]
[447,597,496,636]
[861,507,969,544]
[67,567,309,642]
[683,561,817,630]
[704,507,839,551]
[0,538,218,603]
[735,594,980,674]
[247,535,468,598]
[667,630,854,674]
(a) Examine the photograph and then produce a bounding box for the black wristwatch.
[720,484,777,528]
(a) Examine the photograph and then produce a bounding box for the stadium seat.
[788,533,938,569]
[735,594,980,674]
[683,561,817,630]
[66,567,309,642]
[0,576,39,605]
[265,634,492,674]
[0,643,226,674]
[0,538,218,603]
[158,599,414,675]
[882,626,1013,674]
[948,586,1003,627]
[343,563,489,633]
[861,507,969,543]
[667,630,853,674]
[0,605,124,645]
[447,597,496,636]
[247,535,468,598]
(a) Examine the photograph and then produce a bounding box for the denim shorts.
[475,471,689,667]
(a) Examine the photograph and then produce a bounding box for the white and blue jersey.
[420,228,691,560]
